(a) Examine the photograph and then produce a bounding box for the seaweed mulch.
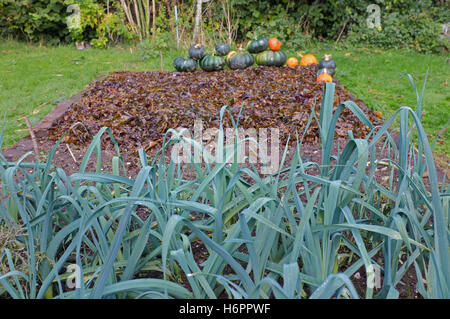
[4,64,387,177]
[50,65,381,151]
[4,64,447,180]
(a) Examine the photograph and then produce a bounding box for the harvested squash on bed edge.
[227,51,254,69]
[173,57,197,72]
[255,50,287,67]
[316,70,333,83]
[287,57,299,68]
[215,43,230,56]
[299,53,318,66]
[318,54,336,76]
[268,38,282,51]
[200,54,225,72]
[189,44,206,60]
[247,38,269,53]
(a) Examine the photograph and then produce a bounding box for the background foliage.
[0,0,448,52]
[0,0,70,45]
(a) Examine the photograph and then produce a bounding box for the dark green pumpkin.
[255,50,287,67]
[317,67,335,76]
[189,44,206,60]
[227,52,254,69]
[247,38,269,54]
[183,59,198,72]
[215,43,230,56]
[318,54,336,70]
[174,57,185,71]
[173,58,197,72]
[200,54,225,72]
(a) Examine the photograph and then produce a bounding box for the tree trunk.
[193,0,210,43]
[133,0,142,41]
[152,0,156,39]
[146,0,150,38]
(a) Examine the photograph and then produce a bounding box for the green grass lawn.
[0,39,449,156]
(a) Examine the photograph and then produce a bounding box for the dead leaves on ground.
[50,66,382,155]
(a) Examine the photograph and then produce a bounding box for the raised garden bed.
[50,65,382,147]
[4,65,448,184]
[5,65,385,176]
[2,65,447,299]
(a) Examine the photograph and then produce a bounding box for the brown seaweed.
[49,65,382,155]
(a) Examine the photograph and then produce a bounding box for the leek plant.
[0,79,448,299]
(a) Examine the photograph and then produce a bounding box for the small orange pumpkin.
[375,111,383,118]
[316,71,333,83]
[286,57,299,68]
[268,38,282,51]
[299,53,318,66]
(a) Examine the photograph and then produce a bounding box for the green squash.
[183,58,198,72]
[215,43,230,56]
[189,44,206,61]
[255,50,287,67]
[173,57,197,72]
[227,51,254,69]
[318,54,336,70]
[317,67,335,76]
[200,54,226,72]
[247,38,269,54]
[173,57,185,71]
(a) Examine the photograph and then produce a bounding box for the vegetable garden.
[0,35,449,300]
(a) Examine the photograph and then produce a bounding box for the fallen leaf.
[48,67,380,157]
[145,140,161,151]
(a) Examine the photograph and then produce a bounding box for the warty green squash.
[246,38,269,54]
[189,44,206,61]
[227,51,254,69]
[215,43,230,56]
[173,57,197,72]
[200,54,226,72]
[255,50,287,67]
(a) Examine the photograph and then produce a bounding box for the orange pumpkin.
[268,38,282,51]
[299,53,318,66]
[286,57,299,68]
[375,111,383,118]
[316,71,333,83]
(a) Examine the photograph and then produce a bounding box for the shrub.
[138,31,172,61]
[1,0,447,53]
[91,12,133,48]
[225,0,448,54]
[64,0,132,48]
[346,1,448,54]
[0,0,131,47]
[0,0,70,44]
